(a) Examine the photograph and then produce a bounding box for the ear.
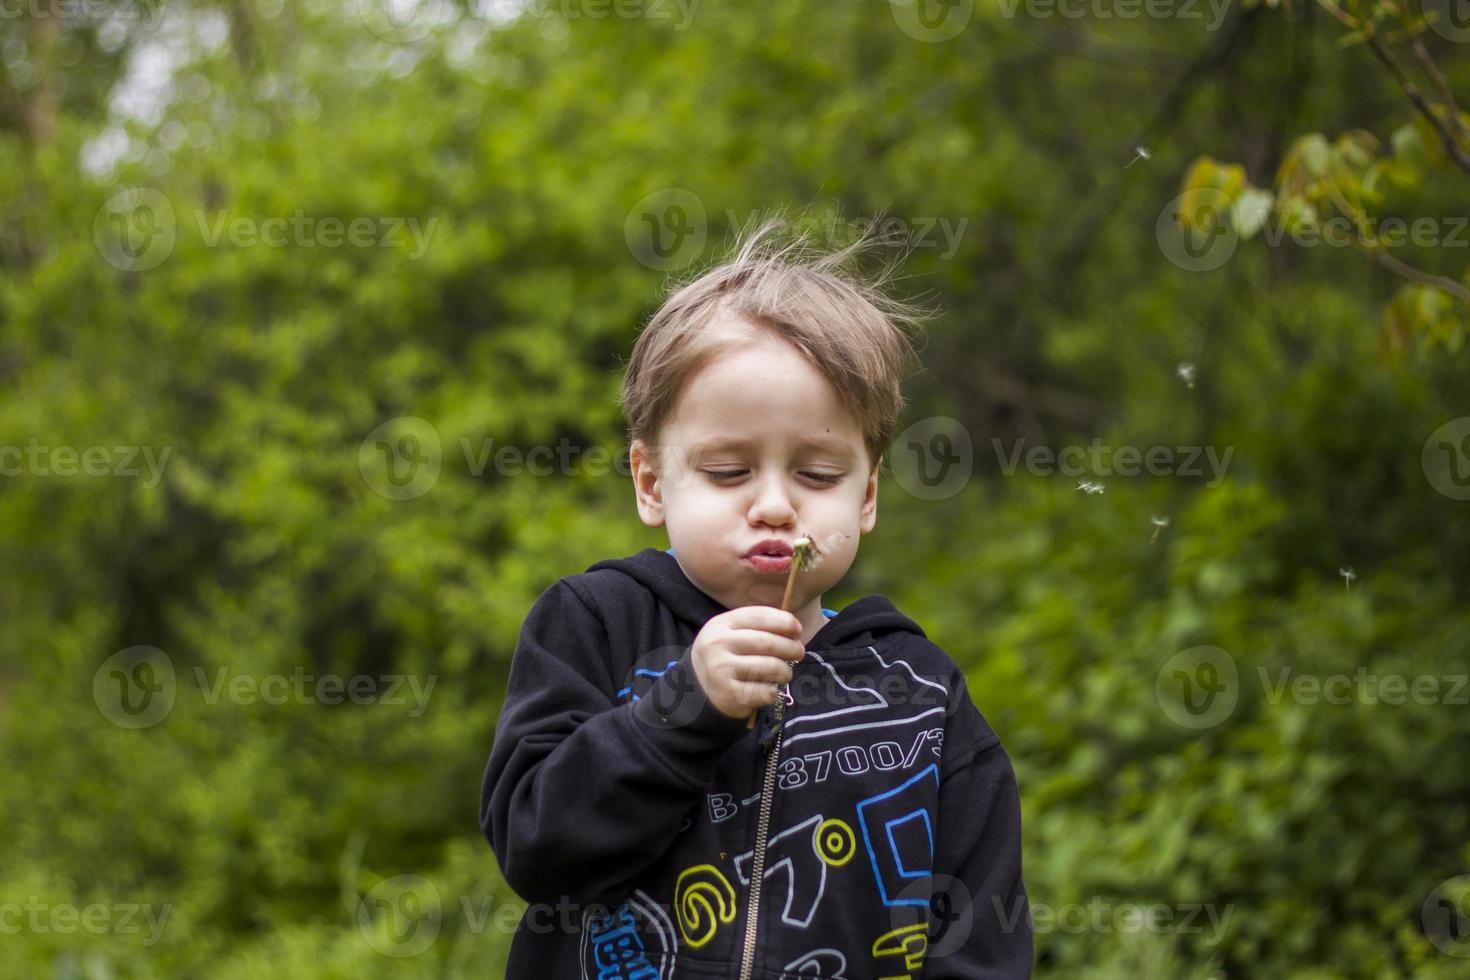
[859,453,880,534]
[630,438,665,528]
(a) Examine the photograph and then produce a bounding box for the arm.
[925,685,1032,979]
[479,578,750,911]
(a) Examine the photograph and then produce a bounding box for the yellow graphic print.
[673,864,736,948]
[872,921,928,980]
[814,817,856,866]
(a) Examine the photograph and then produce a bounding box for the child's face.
[630,317,878,613]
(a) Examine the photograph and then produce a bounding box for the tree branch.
[1362,32,1470,174]
[1408,34,1470,150]
[1321,224,1470,305]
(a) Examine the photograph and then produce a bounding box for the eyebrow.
[691,435,857,461]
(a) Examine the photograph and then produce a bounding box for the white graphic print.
[780,648,951,750]
[781,947,849,978]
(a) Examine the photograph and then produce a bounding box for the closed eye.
[705,469,842,485]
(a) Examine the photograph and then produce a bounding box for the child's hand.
[689,606,806,723]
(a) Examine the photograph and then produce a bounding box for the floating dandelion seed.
[1075,480,1105,495]
[1150,514,1170,543]
[1124,145,1152,169]
[1339,566,1356,590]
[1176,362,1196,389]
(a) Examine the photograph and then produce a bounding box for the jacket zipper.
[738,686,786,980]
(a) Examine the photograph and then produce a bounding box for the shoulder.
[891,633,1005,777]
[544,566,650,621]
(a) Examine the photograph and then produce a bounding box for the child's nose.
[747,472,797,525]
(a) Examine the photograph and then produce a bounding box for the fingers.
[720,605,803,638]
[728,654,795,687]
[726,629,805,663]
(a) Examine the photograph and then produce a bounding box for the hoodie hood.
[585,546,926,650]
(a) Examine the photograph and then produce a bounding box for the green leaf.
[1232,188,1275,240]
[1299,134,1331,178]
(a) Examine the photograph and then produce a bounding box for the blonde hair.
[620,213,930,475]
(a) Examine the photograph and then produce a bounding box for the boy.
[480,222,1031,979]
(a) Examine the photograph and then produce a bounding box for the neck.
[791,597,827,646]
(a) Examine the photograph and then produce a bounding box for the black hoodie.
[480,547,1031,979]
